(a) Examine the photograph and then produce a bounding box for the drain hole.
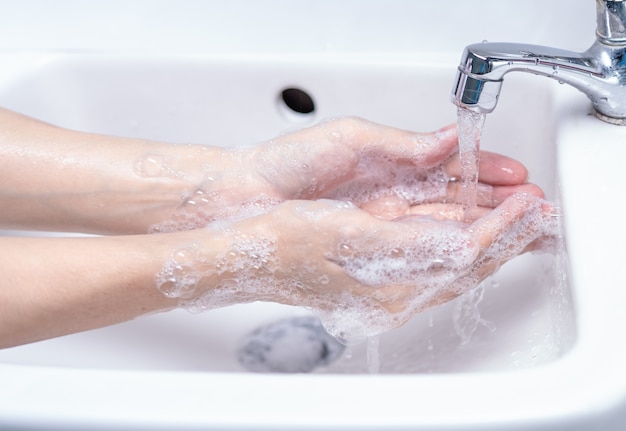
[280,87,316,114]
[237,316,344,373]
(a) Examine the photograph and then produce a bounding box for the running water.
[366,335,381,374]
[452,282,496,345]
[456,107,486,219]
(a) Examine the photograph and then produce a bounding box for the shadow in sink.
[0,54,576,374]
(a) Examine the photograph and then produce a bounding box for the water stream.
[366,335,381,374]
[363,108,487,373]
[456,107,487,219]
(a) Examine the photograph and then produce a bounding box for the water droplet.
[338,243,353,257]
[134,153,167,177]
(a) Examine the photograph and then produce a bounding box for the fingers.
[464,192,557,283]
[470,193,527,249]
[470,192,549,250]
[325,118,531,188]
[255,118,459,200]
[357,186,542,221]
[445,151,529,186]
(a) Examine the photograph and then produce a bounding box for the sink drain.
[237,316,344,373]
[278,87,316,123]
[280,87,315,114]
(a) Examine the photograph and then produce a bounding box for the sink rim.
[0,349,615,430]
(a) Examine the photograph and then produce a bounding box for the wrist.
[153,213,286,311]
[146,144,277,234]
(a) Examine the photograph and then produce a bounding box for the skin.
[0,108,549,348]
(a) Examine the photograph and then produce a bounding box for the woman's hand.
[253,117,539,206]
[156,117,542,231]
[159,192,557,342]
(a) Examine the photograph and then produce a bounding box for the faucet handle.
[597,0,626,45]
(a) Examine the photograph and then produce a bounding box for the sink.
[2,1,626,429]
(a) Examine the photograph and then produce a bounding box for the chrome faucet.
[451,0,626,125]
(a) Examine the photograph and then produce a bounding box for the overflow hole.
[280,87,316,115]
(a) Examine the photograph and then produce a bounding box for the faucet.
[451,0,626,125]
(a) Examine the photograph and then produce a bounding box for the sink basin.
[0,53,573,373]
[2,1,626,429]
[0,51,587,427]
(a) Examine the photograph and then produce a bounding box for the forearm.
[0,232,197,348]
[0,108,237,234]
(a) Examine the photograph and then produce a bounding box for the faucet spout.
[451,1,626,125]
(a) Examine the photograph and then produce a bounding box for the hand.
[161,193,557,343]
[155,117,541,231]
[252,117,542,219]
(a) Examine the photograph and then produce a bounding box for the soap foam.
[325,152,450,211]
[150,193,282,234]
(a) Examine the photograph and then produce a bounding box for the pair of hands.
[162,117,554,340]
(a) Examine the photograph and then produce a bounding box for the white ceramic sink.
[2,1,626,430]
